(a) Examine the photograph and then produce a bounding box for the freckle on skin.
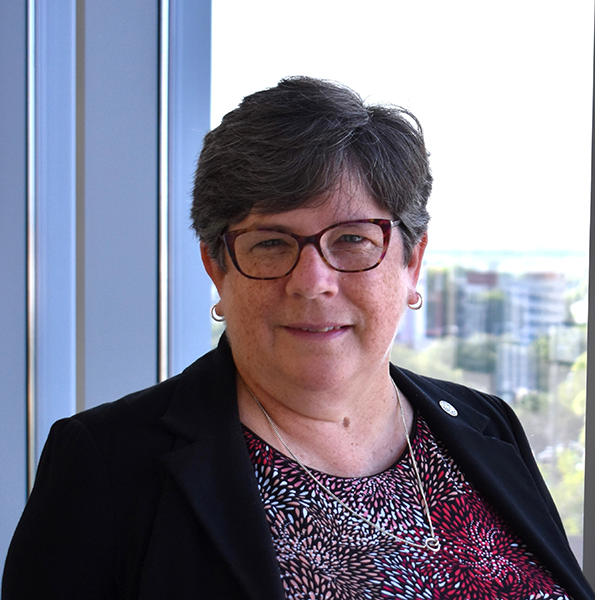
[343,417,350,429]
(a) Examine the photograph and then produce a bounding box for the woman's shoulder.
[49,339,236,464]
[392,364,504,408]
[71,373,182,439]
[68,339,234,440]
[390,364,524,442]
[38,376,182,487]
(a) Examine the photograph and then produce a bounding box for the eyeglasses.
[221,218,400,280]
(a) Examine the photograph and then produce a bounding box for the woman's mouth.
[297,326,344,332]
[284,324,350,338]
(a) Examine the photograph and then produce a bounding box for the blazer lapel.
[158,339,286,600]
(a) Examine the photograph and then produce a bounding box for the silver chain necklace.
[246,381,441,553]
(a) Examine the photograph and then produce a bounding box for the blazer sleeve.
[2,418,119,599]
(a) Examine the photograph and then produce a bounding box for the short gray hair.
[191,76,432,266]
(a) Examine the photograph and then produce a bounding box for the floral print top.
[243,415,570,600]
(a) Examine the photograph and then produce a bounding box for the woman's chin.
[276,356,361,394]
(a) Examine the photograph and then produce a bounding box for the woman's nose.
[284,243,339,298]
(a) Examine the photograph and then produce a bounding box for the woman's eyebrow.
[247,222,295,233]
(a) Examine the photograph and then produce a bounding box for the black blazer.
[3,336,594,600]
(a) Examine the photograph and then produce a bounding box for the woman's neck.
[236,372,414,478]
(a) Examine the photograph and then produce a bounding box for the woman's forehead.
[239,189,390,231]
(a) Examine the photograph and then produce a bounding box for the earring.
[210,304,225,322]
[408,291,423,310]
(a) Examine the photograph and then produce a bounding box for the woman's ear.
[406,232,428,290]
[200,242,226,297]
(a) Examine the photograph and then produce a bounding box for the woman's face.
[202,184,427,397]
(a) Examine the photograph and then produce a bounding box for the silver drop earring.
[408,292,423,310]
[210,304,225,322]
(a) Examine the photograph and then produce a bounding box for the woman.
[3,77,593,599]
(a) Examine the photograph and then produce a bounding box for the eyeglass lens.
[232,221,387,279]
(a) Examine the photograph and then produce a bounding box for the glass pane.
[211,0,593,562]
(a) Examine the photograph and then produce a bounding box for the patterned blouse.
[243,415,570,600]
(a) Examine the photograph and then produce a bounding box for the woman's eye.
[332,234,371,247]
[256,238,287,248]
[249,237,293,254]
[339,234,365,244]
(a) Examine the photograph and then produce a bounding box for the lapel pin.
[439,400,458,417]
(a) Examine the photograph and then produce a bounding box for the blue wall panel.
[0,0,28,568]
[83,0,159,408]
[35,0,77,460]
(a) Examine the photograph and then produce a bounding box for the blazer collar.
[159,335,286,600]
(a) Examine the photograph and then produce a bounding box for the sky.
[211,0,594,256]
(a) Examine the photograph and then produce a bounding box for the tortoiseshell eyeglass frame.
[221,218,401,280]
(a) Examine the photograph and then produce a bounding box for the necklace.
[247,381,441,553]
